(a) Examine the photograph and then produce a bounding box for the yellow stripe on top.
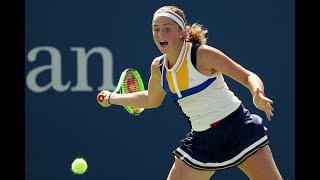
[166,42,191,93]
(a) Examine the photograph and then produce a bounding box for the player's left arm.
[197,45,274,120]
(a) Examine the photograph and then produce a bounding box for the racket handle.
[97,94,105,103]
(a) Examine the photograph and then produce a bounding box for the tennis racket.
[98,68,145,115]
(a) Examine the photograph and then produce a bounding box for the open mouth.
[159,41,168,47]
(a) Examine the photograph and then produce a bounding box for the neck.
[165,41,185,69]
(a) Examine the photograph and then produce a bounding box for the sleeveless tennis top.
[160,42,242,131]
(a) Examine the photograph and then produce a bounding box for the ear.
[179,31,185,38]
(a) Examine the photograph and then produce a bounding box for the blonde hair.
[155,5,208,45]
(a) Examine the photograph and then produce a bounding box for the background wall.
[25,0,295,179]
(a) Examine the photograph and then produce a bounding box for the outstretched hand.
[252,88,274,121]
[97,90,112,108]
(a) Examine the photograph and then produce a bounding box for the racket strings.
[123,74,142,93]
[123,72,144,114]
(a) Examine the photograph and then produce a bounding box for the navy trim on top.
[162,67,217,101]
[191,43,200,68]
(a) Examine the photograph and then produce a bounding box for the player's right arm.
[146,57,166,108]
[97,57,166,109]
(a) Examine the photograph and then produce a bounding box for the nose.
[160,29,165,37]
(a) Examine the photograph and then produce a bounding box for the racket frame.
[113,68,145,115]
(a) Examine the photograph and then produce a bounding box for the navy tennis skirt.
[173,104,268,171]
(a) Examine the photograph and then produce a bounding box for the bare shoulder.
[197,44,224,58]
[195,44,240,75]
[151,56,163,68]
[196,44,250,79]
[149,56,163,81]
[196,44,225,67]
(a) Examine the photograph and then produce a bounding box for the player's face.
[152,16,184,54]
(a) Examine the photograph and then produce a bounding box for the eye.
[153,28,159,32]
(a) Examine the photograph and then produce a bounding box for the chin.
[158,46,169,54]
[159,49,167,54]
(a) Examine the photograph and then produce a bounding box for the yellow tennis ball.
[71,157,88,174]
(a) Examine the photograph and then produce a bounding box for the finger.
[270,110,274,117]
[266,113,271,121]
[262,96,273,104]
[266,103,274,111]
[266,110,273,121]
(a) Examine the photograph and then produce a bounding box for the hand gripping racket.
[98,68,145,115]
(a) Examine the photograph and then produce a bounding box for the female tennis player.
[97,5,283,180]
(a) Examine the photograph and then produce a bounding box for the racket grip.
[97,94,105,103]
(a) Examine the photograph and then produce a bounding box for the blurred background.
[25,0,295,179]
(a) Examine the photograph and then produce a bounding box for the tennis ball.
[71,157,88,174]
